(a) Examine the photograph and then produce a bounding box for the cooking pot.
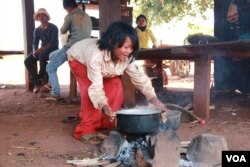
[116,108,161,134]
[116,107,182,134]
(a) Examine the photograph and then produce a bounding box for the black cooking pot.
[116,108,161,134]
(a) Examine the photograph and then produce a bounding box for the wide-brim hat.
[33,8,50,21]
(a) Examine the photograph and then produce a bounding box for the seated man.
[24,8,59,93]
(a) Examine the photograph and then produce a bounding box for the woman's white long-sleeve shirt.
[67,38,156,109]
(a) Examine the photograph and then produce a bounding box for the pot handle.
[165,103,188,111]
[164,103,202,121]
[160,103,186,114]
[160,108,168,123]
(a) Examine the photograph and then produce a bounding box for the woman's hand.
[102,104,116,121]
[149,97,167,110]
[149,97,168,123]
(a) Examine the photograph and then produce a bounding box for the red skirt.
[68,60,124,140]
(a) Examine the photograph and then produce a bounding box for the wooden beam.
[0,51,24,55]
[138,48,195,60]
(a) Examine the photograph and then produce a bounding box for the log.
[66,158,111,166]
[180,141,191,148]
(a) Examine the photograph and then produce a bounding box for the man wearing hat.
[24,8,59,93]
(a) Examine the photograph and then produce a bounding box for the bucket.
[160,110,181,130]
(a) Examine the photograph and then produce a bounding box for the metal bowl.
[160,110,181,130]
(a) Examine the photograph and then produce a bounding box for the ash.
[116,137,148,166]
[179,159,214,167]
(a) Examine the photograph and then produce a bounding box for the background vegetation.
[131,0,214,44]
[132,0,213,26]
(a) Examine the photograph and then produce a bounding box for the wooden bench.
[0,50,24,55]
[0,50,77,99]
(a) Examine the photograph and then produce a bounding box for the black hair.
[136,14,147,24]
[97,21,139,61]
[63,0,78,9]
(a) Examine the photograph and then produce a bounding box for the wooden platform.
[132,40,250,119]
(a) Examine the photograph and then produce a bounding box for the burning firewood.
[135,149,152,167]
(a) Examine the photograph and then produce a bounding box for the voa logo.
[226,155,246,163]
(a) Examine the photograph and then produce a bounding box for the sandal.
[33,85,41,93]
[45,95,60,102]
[70,98,80,105]
[80,134,103,145]
[46,96,68,105]
[57,98,68,105]
[62,115,80,123]
[43,84,52,91]
[39,86,51,93]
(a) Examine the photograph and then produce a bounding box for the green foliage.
[133,0,213,26]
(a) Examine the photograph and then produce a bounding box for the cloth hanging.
[227,1,239,23]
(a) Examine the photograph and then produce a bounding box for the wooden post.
[193,54,211,119]
[99,0,137,107]
[214,0,225,40]
[121,73,136,108]
[69,71,77,98]
[22,0,35,91]
[98,0,121,34]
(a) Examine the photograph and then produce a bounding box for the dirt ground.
[1,56,250,167]
[1,82,250,167]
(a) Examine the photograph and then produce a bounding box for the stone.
[186,133,228,165]
[153,129,180,167]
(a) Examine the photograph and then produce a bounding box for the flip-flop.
[39,86,51,93]
[43,84,52,91]
[80,134,103,145]
[57,98,68,105]
[70,98,80,105]
[62,115,80,123]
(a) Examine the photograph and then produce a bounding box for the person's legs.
[46,48,67,97]
[69,60,100,139]
[38,47,58,81]
[68,60,123,140]
[24,52,41,86]
[152,60,163,92]
[144,60,163,92]
[38,51,49,84]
